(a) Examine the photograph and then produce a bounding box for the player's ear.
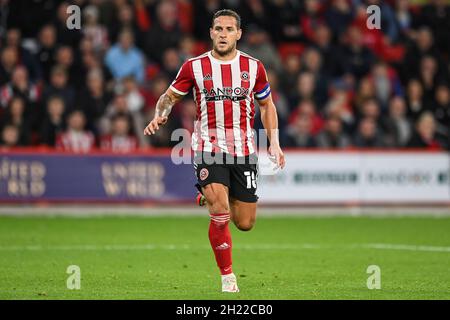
[237,29,242,41]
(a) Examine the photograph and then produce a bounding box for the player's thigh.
[194,154,231,213]
[229,197,257,231]
[228,159,259,204]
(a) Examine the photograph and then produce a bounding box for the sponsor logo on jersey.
[202,87,248,102]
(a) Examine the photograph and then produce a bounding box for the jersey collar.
[208,50,241,64]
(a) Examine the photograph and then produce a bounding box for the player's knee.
[236,219,255,231]
[206,196,229,213]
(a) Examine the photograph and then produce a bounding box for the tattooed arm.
[144,88,183,136]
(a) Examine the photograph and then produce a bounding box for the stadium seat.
[277,43,305,61]
[193,41,209,56]
[381,45,406,63]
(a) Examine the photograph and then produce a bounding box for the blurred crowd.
[0,0,449,153]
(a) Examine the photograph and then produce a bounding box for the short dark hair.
[212,9,241,29]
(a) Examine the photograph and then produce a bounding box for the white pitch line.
[360,243,450,253]
[0,244,323,251]
[0,243,449,252]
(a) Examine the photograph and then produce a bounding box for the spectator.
[407,111,441,149]
[161,48,182,80]
[121,76,145,113]
[291,72,318,111]
[53,1,82,48]
[5,28,42,83]
[402,26,445,82]
[0,66,40,110]
[284,114,317,148]
[325,0,354,40]
[418,55,444,103]
[382,96,412,148]
[280,54,302,100]
[83,5,109,55]
[239,0,272,31]
[255,69,290,136]
[80,48,113,86]
[100,113,138,153]
[267,0,302,42]
[289,100,324,136]
[0,46,19,86]
[353,117,385,148]
[354,76,376,110]
[142,75,170,115]
[325,85,354,132]
[0,96,31,146]
[363,0,400,43]
[145,0,183,64]
[77,69,112,134]
[420,0,450,57]
[301,48,329,108]
[433,84,450,147]
[42,65,76,114]
[56,110,95,153]
[316,116,351,148]
[108,3,144,47]
[99,94,147,147]
[193,0,223,41]
[105,28,145,84]
[406,79,427,121]
[312,24,338,77]
[239,24,283,74]
[40,96,66,147]
[0,0,447,153]
[178,100,197,134]
[35,24,57,83]
[369,61,403,111]
[300,0,325,43]
[55,46,83,90]
[393,0,420,42]
[179,35,197,61]
[266,69,289,125]
[358,98,381,125]
[336,26,375,81]
[0,124,20,148]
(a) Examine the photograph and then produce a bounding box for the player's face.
[210,16,242,56]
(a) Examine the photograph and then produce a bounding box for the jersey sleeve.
[253,61,271,100]
[169,60,194,96]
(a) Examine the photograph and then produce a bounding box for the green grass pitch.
[0,215,449,300]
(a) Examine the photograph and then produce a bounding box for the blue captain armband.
[254,83,271,100]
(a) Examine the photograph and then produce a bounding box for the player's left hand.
[268,144,286,170]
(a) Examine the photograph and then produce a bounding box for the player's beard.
[213,41,236,57]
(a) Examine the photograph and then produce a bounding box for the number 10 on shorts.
[244,171,257,189]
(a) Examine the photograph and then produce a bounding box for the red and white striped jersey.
[169,50,271,157]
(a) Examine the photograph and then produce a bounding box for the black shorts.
[194,152,259,203]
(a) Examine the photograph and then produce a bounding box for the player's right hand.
[144,116,168,135]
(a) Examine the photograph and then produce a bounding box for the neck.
[211,48,238,61]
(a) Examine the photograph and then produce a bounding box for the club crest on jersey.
[199,168,209,181]
[240,71,249,81]
[202,87,248,102]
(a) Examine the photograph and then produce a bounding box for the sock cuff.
[210,213,230,223]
